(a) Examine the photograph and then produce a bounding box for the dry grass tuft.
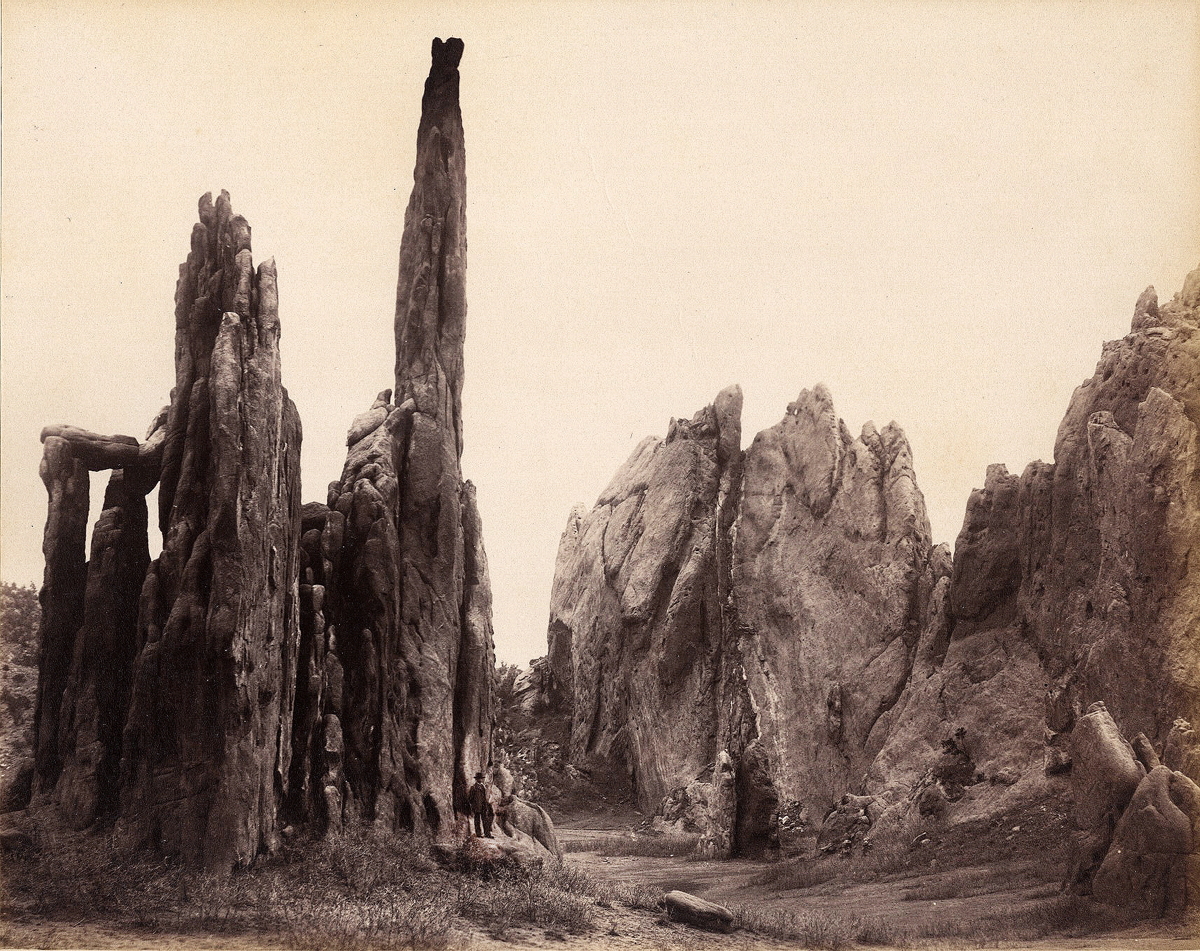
[565,833,700,857]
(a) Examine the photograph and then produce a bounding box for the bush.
[0,582,40,668]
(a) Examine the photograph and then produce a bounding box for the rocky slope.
[539,381,936,848]
[869,271,1200,826]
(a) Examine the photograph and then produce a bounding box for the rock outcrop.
[539,382,934,849]
[1056,704,1200,915]
[542,387,758,824]
[733,385,938,814]
[284,37,494,842]
[1092,765,1200,915]
[868,270,1200,838]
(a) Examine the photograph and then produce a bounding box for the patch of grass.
[885,892,1140,946]
[731,906,860,949]
[455,863,594,939]
[565,833,700,857]
[901,866,994,901]
[588,877,663,912]
[2,817,623,948]
[753,840,922,892]
[730,892,1135,949]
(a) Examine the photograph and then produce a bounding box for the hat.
[474,772,484,780]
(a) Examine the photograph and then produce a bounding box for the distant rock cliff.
[535,268,1200,867]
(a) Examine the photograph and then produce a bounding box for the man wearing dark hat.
[468,771,492,837]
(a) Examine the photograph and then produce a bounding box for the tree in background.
[2,580,41,805]
[1,581,41,668]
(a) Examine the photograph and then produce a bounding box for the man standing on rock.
[469,772,492,837]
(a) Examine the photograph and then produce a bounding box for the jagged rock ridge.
[535,267,1200,882]
[540,382,935,846]
[868,271,1200,827]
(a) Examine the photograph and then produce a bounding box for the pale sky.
[3,1,1198,667]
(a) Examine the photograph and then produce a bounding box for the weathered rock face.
[543,386,751,812]
[540,383,936,840]
[1092,765,1200,915]
[53,469,151,827]
[537,268,1199,868]
[286,37,494,841]
[117,191,303,870]
[31,192,303,872]
[1070,703,1145,839]
[733,385,938,813]
[32,423,163,820]
[31,438,92,799]
[1035,279,1200,741]
[1054,703,1200,914]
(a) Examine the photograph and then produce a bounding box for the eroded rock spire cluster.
[29,38,493,869]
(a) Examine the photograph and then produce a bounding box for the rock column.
[117,192,302,871]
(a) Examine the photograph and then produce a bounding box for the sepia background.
[3,0,1198,666]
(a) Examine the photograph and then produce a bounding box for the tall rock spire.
[117,193,303,870]
[394,36,467,458]
[289,38,494,840]
[30,192,303,871]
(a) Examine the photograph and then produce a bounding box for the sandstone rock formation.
[119,193,302,871]
[541,387,760,832]
[284,37,494,842]
[30,191,304,870]
[734,385,939,814]
[1092,765,1200,915]
[32,428,160,824]
[1054,703,1200,915]
[534,266,1200,876]
[30,37,500,868]
[867,269,1200,836]
[539,382,933,850]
